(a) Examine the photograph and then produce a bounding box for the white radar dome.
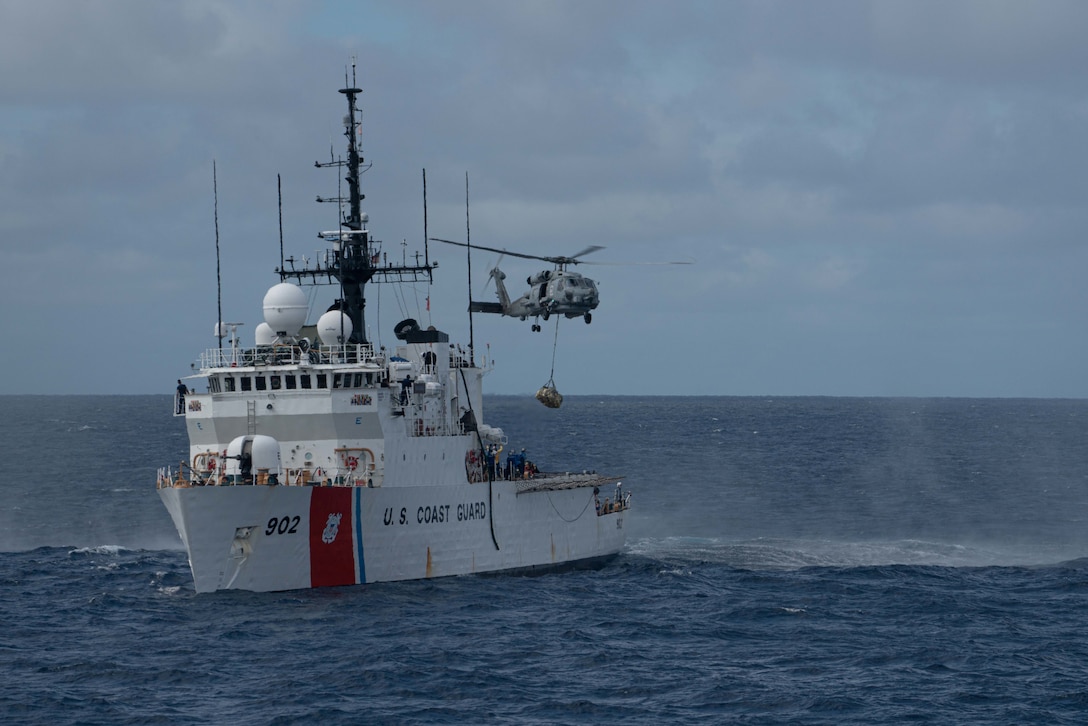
[317,310,354,345]
[262,284,308,337]
[255,322,275,346]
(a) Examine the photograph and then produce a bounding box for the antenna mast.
[278,62,433,343]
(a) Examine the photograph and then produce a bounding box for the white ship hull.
[160,479,625,593]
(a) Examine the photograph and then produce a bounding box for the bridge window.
[224,376,236,392]
[317,374,328,389]
[270,376,281,390]
[354,373,364,388]
[300,375,312,389]
[255,376,267,391]
[285,375,297,390]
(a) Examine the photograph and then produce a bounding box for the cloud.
[0,0,1085,396]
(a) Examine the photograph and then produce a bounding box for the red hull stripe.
[309,487,356,587]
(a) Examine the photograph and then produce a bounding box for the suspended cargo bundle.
[536,319,563,408]
[536,380,563,408]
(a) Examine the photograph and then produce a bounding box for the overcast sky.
[1,0,1086,397]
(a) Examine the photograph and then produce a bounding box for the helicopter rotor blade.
[579,258,693,266]
[431,237,610,266]
[567,245,605,261]
[430,237,552,263]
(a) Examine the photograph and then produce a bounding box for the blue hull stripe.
[354,488,366,584]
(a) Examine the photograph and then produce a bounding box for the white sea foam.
[628,535,1084,570]
[70,545,128,556]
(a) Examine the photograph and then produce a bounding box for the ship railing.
[391,390,448,436]
[594,483,631,515]
[157,460,211,488]
[158,464,385,489]
[158,450,388,490]
[283,466,382,488]
[449,349,472,369]
[198,342,378,370]
[407,416,448,437]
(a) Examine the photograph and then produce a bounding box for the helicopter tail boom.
[469,301,504,314]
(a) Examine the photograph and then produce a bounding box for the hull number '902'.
[266,515,300,536]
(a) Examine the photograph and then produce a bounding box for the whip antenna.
[422,168,430,271]
[465,172,475,366]
[278,174,284,281]
[214,160,222,355]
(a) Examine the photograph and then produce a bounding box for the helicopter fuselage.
[485,267,598,328]
[432,237,605,331]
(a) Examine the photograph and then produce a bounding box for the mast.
[333,80,370,343]
[278,64,432,344]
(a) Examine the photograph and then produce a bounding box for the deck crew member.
[176,380,189,414]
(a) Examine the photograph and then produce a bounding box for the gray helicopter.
[432,239,603,332]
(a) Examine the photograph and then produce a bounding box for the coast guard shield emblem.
[309,487,356,587]
[322,513,342,544]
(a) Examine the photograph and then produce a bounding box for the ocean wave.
[69,545,130,556]
[626,535,1086,570]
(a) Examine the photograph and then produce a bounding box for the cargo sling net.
[535,317,563,408]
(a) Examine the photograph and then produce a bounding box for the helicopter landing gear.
[531,323,541,332]
[542,311,550,321]
[584,313,592,324]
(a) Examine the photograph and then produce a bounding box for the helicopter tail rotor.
[483,253,505,292]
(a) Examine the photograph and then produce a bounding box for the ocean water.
[2,394,1088,724]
